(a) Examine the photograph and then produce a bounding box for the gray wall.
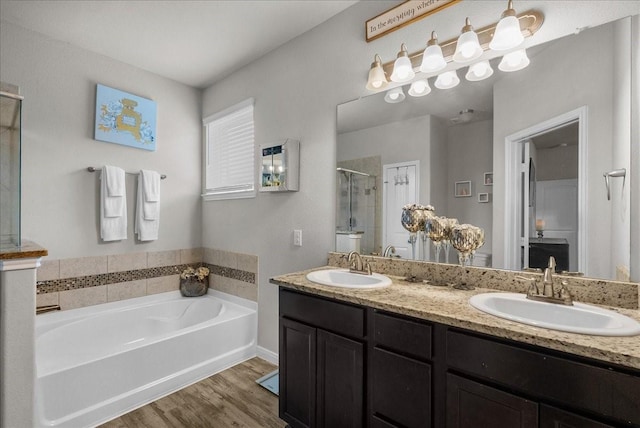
[492,17,629,279]
[447,119,493,254]
[202,2,640,354]
[0,22,202,260]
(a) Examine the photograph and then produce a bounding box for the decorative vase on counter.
[179,266,210,297]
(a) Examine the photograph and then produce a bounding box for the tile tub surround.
[271,268,640,370]
[36,248,259,310]
[327,252,639,310]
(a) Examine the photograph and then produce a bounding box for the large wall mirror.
[336,14,637,282]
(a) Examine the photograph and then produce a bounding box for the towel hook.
[603,168,625,200]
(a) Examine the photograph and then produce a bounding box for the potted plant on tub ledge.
[180,266,210,297]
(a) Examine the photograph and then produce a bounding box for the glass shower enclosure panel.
[336,168,377,254]
[0,83,22,249]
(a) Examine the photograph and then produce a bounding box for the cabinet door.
[446,373,537,428]
[317,329,364,428]
[280,318,317,428]
[540,405,616,428]
[371,348,432,428]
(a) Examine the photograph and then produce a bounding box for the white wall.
[0,22,202,259]
[202,1,640,354]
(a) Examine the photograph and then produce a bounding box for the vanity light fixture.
[419,32,447,73]
[408,79,431,97]
[490,0,525,51]
[453,18,483,63]
[435,70,460,90]
[366,54,389,90]
[365,9,543,92]
[465,60,494,81]
[390,43,416,83]
[498,48,530,72]
[384,86,406,103]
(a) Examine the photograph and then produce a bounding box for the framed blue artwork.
[94,84,157,151]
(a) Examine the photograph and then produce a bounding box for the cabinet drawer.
[280,288,365,339]
[446,330,640,425]
[446,373,538,428]
[540,405,616,428]
[371,348,432,428]
[373,311,432,360]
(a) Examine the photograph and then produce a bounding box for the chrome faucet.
[382,245,396,258]
[347,251,372,275]
[542,256,556,297]
[517,256,573,305]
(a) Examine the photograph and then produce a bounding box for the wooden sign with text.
[366,0,461,42]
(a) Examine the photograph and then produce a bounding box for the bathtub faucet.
[36,304,61,314]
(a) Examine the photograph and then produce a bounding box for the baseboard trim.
[257,346,278,365]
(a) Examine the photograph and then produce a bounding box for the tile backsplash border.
[36,248,259,311]
[328,252,639,310]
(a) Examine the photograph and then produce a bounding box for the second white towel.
[101,166,127,241]
[135,169,160,241]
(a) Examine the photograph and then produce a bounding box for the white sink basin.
[469,292,640,336]
[306,269,391,289]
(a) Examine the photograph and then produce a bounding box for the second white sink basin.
[306,269,391,289]
[470,292,640,336]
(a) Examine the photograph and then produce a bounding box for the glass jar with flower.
[179,266,210,297]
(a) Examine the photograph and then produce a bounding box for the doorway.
[504,107,587,273]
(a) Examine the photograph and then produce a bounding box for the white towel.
[100,166,127,241]
[140,170,160,219]
[135,170,160,241]
[102,166,125,217]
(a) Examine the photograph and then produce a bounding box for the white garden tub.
[34,290,257,428]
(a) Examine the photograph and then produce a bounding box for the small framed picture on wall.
[484,172,493,186]
[478,193,490,203]
[455,181,472,197]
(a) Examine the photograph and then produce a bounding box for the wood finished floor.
[100,357,287,428]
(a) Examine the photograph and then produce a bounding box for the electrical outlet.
[294,229,302,247]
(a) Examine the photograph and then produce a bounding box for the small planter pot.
[180,276,209,297]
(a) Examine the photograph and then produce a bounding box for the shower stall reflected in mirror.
[336,167,378,255]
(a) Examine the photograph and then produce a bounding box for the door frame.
[503,106,588,272]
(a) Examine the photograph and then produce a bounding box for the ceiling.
[0,0,357,89]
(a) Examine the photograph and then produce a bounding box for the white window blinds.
[203,99,255,200]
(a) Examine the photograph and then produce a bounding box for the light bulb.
[466,60,494,81]
[434,71,460,89]
[366,54,389,91]
[490,0,524,51]
[420,31,447,73]
[408,79,431,97]
[453,18,483,63]
[390,43,415,83]
[499,49,530,72]
[384,87,406,103]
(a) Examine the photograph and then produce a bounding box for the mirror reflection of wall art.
[478,193,490,203]
[95,84,157,151]
[455,181,472,198]
[484,172,493,186]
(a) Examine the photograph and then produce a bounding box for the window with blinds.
[202,98,255,200]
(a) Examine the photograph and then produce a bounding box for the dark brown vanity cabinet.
[279,288,640,428]
[369,311,434,428]
[279,289,365,428]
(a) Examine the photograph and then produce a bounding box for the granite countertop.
[271,267,640,370]
[0,240,48,260]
